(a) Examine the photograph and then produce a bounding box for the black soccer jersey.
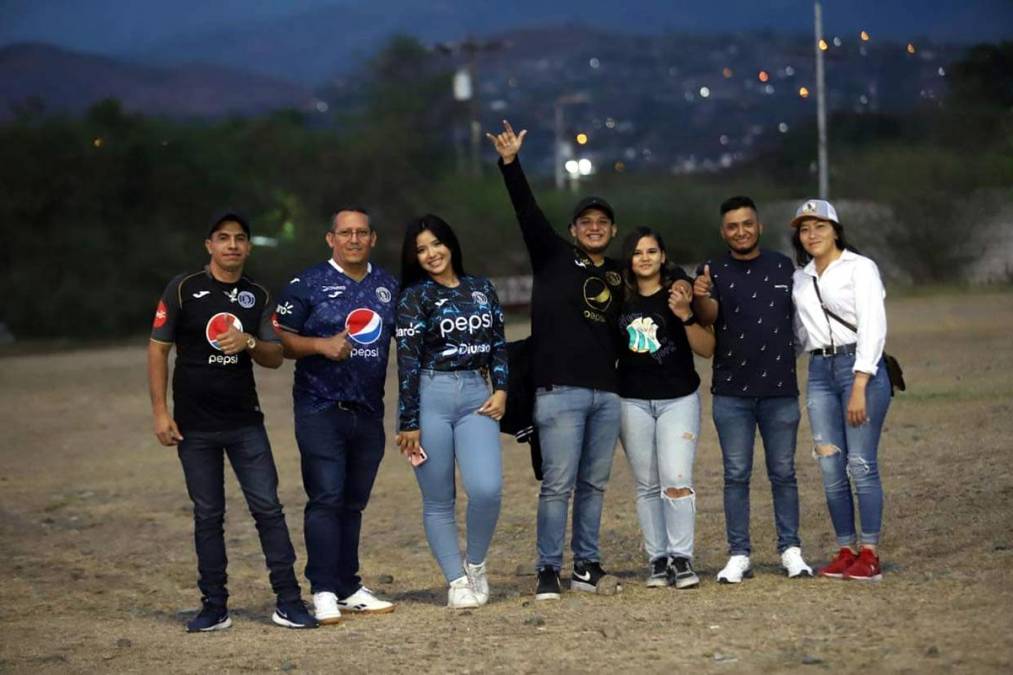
[150,268,279,432]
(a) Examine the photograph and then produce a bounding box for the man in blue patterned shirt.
[274,208,399,623]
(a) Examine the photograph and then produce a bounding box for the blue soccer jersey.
[396,275,508,431]
[274,260,399,415]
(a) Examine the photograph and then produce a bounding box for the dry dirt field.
[1,291,1011,673]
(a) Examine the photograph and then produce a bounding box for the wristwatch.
[681,314,697,326]
[245,335,257,350]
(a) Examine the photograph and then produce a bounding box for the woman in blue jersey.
[395,214,508,609]
[617,227,715,589]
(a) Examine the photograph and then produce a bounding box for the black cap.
[207,210,251,238]
[571,196,615,223]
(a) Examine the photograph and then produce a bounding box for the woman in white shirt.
[790,199,891,582]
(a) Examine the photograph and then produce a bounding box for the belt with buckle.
[810,343,857,357]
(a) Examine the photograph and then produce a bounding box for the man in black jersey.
[488,121,624,600]
[148,212,317,632]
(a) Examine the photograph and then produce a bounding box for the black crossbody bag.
[812,282,906,396]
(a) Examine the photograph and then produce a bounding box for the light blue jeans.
[619,392,700,561]
[534,385,621,570]
[415,370,502,582]
[806,354,891,546]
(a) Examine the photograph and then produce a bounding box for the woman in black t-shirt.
[617,227,715,589]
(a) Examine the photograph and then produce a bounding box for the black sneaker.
[535,567,561,600]
[272,600,320,629]
[668,557,700,589]
[185,601,231,633]
[646,557,670,588]
[571,561,622,595]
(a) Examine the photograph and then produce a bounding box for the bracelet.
[681,314,697,326]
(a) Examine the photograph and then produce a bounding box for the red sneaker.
[818,548,857,579]
[843,548,883,581]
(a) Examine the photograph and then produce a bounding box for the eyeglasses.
[332,229,371,240]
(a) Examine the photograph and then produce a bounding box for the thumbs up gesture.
[316,329,352,361]
[693,264,713,299]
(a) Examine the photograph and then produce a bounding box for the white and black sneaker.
[571,561,622,595]
[535,567,561,600]
[338,586,395,614]
[668,557,700,589]
[646,557,670,588]
[716,555,753,584]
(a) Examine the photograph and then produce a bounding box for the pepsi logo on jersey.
[439,313,493,338]
[345,308,384,357]
[206,313,243,351]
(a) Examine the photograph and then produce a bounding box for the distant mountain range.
[3,0,1011,87]
[0,43,316,120]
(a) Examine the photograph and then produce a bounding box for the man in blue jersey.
[274,207,398,623]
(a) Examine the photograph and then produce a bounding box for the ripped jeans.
[619,393,700,561]
[806,353,891,546]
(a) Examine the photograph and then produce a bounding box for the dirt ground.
[1,291,1011,673]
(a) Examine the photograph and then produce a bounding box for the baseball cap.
[789,199,839,228]
[571,196,615,223]
[208,210,251,238]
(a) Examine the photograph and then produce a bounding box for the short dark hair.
[720,195,758,218]
[791,219,860,266]
[399,214,467,289]
[331,207,371,231]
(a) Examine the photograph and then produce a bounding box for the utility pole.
[438,38,508,177]
[815,1,829,199]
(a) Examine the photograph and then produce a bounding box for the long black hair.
[790,218,859,267]
[399,214,467,289]
[620,226,685,299]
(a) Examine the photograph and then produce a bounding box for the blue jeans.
[534,386,621,570]
[712,395,802,555]
[177,424,301,606]
[295,404,385,597]
[415,370,502,582]
[806,354,891,546]
[620,393,700,561]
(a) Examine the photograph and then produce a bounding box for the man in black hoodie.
[488,121,624,600]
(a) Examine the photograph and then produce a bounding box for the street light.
[555,92,590,190]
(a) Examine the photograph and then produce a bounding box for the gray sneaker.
[668,557,700,589]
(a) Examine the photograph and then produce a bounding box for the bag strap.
[812,280,858,334]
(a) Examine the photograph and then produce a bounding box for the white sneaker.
[780,546,814,578]
[716,555,753,584]
[312,591,342,624]
[447,575,480,609]
[338,586,396,614]
[465,560,489,606]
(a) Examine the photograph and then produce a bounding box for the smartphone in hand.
[409,446,428,467]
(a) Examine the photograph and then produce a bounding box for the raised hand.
[485,120,528,164]
[316,329,352,361]
[693,264,713,299]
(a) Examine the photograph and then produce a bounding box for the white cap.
[789,199,839,227]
